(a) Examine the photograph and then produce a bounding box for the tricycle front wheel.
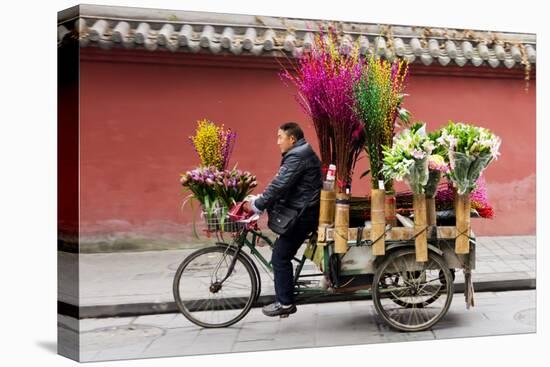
[372,248,454,332]
[172,245,258,328]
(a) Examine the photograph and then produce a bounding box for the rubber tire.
[173,245,258,328]
[372,248,454,332]
[216,242,262,302]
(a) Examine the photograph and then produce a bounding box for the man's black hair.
[279,122,304,141]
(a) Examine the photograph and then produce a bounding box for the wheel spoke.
[173,246,257,328]
[373,249,454,332]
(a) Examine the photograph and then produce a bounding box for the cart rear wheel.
[386,268,455,308]
[373,248,454,332]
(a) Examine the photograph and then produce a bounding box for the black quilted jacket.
[254,138,323,215]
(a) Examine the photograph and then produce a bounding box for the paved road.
[58,236,535,310]
[58,289,536,362]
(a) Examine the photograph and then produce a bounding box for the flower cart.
[173,31,501,332]
[173,120,500,331]
[172,179,483,331]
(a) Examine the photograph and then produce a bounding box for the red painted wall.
[78,48,535,238]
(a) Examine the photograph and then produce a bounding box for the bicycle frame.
[223,226,337,299]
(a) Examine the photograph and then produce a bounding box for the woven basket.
[202,208,244,233]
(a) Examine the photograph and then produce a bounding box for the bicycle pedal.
[279,314,290,319]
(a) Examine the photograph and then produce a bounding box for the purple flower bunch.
[469,175,494,218]
[218,128,237,171]
[280,37,334,166]
[180,166,218,188]
[180,166,257,210]
[434,176,494,218]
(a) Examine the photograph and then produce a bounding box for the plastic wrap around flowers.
[424,154,450,198]
[428,154,449,173]
[382,123,435,194]
[437,121,501,195]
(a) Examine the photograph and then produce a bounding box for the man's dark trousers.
[271,206,319,305]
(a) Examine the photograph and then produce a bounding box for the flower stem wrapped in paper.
[436,121,501,253]
[382,122,435,261]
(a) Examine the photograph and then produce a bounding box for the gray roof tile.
[428,39,440,57]
[135,22,150,44]
[478,42,490,60]
[410,38,423,56]
[526,44,536,63]
[262,29,276,51]
[158,24,174,45]
[445,40,457,58]
[504,58,516,68]
[243,28,256,50]
[438,55,451,66]
[283,33,296,52]
[58,24,70,41]
[88,19,108,42]
[488,58,500,68]
[455,56,467,67]
[58,4,536,69]
[471,56,484,67]
[494,44,506,60]
[111,21,130,43]
[510,45,522,61]
[462,41,474,59]
[393,37,405,56]
[303,32,314,51]
[420,54,433,65]
[358,35,370,55]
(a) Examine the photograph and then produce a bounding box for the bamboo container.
[455,193,471,254]
[317,189,336,246]
[371,189,386,256]
[426,196,437,239]
[334,193,350,254]
[319,189,336,225]
[453,187,459,216]
[413,193,428,262]
[426,197,437,226]
[384,191,397,227]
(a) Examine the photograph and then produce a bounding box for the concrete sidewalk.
[60,290,536,362]
[58,236,536,318]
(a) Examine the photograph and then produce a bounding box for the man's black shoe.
[262,302,297,318]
